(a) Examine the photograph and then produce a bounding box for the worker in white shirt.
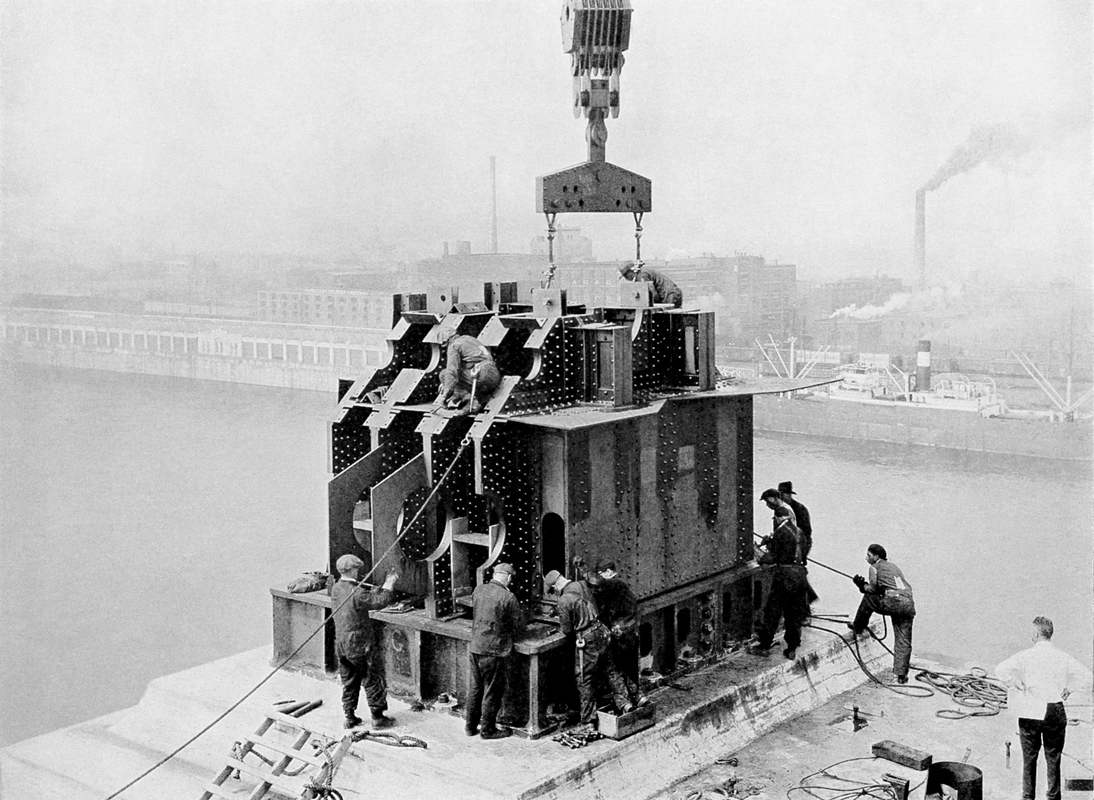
[995,616,1092,800]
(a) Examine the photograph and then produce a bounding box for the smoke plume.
[920,123,1032,192]
[829,292,912,320]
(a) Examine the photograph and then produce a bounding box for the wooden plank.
[243,734,326,769]
[229,758,304,797]
[871,740,933,771]
[201,781,242,799]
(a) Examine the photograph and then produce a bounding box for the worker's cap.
[778,481,795,495]
[759,488,781,502]
[543,569,562,587]
[336,554,364,573]
[492,562,515,576]
[773,506,791,518]
[618,261,642,277]
[436,318,460,343]
[594,560,616,574]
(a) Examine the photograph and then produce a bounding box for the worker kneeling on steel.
[848,543,916,684]
[436,320,501,415]
[618,260,683,308]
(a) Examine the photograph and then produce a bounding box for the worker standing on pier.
[466,562,523,740]
[848,544,916,683]
[545,569,639,727]
[618,260,683,308]
[995,616,1092,800]
[331,555,399,730]
[778,482,812,561]
[749,507,808,660]
[436,320,501,414]
[779,481,818,608]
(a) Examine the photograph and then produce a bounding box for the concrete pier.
[1,622,890,800]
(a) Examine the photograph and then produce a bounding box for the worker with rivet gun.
[434,319,501,415]
[588,561,649,705]
[847,543,916,684]
[544,568,639,729]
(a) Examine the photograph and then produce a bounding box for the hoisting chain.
[633,211,643,262]
[543,212,559,288]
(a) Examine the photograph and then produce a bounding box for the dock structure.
[272,280,833,736]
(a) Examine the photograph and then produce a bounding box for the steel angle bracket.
[522,317,558,382]
[367,369,426,431]
[537,161,651,214]
[477,315,509,347]
[468,375,521,494]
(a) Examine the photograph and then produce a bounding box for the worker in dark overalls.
[331,555,399,730]
[545,569,638,728]
[749,506,808,661]
[435,319,501,414]
[618,260,683,308]
[466,562,524,740]
[849,543,916,683]
[590,561,644,695]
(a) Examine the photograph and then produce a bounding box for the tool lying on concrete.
[552,727,605,749]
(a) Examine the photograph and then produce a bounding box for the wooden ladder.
[199,711,352,800]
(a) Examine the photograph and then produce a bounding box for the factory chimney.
[914,189,926,290]
[490,156,498,254]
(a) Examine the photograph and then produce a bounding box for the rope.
[103,437,472,799]
[787,755,924,800]
[912,666,1008,719]
[351,730,428,749]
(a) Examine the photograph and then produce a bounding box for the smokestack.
[915,190,926,290]
[490,155,498,254]
[916,339,932,391]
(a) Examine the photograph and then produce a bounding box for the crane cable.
[104,436,473,800]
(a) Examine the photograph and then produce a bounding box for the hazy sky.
[2,1,1089,283]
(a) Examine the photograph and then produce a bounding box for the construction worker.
[331,554,399,729]
[544,569,639,727]
[778,481,812,561]
[848,544,916,683]
[590,561,645,693]
[749,507,808,660]
[466,562,524,740]
[779,481,819,607]
[618,260,683,308]
[995,616,1092,800]
[435,319,501,414]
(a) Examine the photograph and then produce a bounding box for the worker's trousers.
[441,362,501,405]
[852,592,916,679]
[336,643,388,718]
[1019,703,1067,800]
[758,565,808,650]
[574,624,633,723]
[466,652,508,733]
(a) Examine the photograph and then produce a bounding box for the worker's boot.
[343,714,364,729]
[371,713,396,729]
[480,726,511,740]
[783,647,797,660]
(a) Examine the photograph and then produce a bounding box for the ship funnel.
[916,339,932,390]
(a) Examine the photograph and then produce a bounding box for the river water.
[1,366,1090,746]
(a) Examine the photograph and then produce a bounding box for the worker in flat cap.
[331,554,399,729]
[618,260,683,308]
[467,562,524,739]
[435,318,501,415]
[544,568,640,728]
[750,507,809,661]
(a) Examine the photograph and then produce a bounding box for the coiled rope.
[104,437,472,799]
